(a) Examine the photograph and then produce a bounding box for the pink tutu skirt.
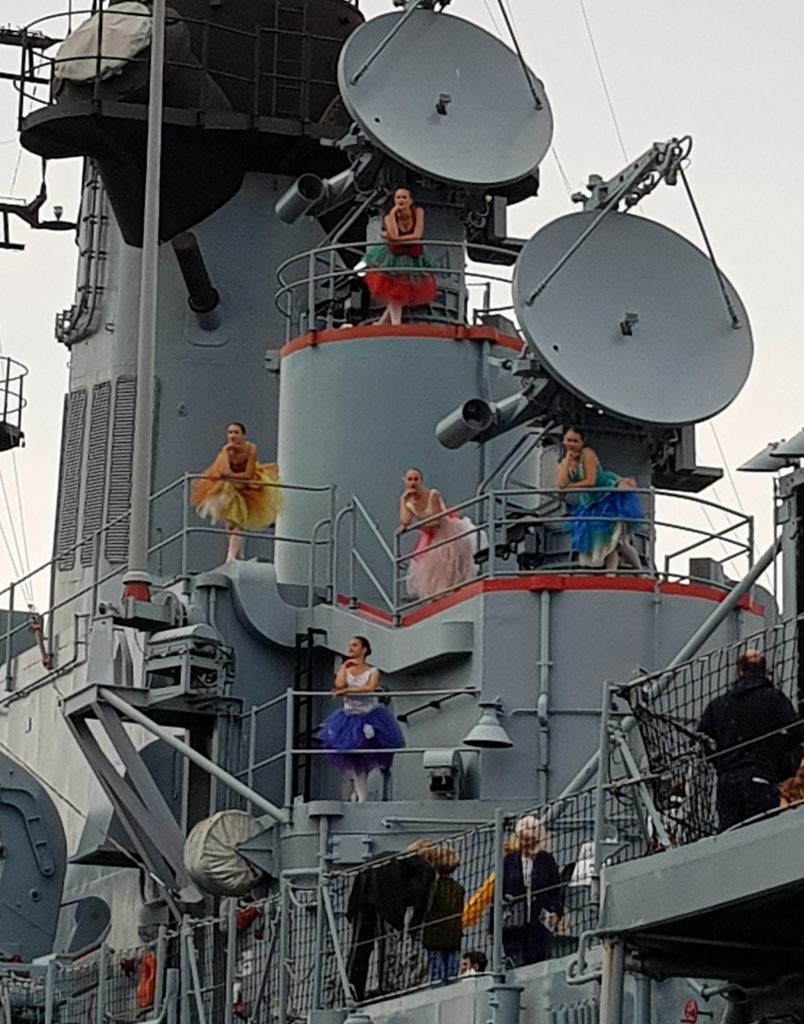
[407,514,475,600]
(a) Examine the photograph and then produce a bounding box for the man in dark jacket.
[699,650,804,830]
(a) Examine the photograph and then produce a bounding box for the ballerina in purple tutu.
[320,636,405,803]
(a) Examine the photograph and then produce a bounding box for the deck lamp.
[462,699,514,749]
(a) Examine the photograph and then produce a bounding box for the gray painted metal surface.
[0,751,67,959]
[513,212,753,424]
[338,10,553,186]
[0,1,794,1021]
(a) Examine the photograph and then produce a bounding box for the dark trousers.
[716,771,778,830]
[347,908,377,1001]
[502,924,550,968]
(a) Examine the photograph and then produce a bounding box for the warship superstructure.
[0,4,803,1024]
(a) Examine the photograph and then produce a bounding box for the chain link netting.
[614,616,803,844]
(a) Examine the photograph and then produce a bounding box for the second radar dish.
[512,212,753,426]
[338,10,552,187]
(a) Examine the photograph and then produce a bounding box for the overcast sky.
[0,0,800,607]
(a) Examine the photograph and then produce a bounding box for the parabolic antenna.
[512,212,753,426]
[337,10,552,187]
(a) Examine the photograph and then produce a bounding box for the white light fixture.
[462,699,513,749]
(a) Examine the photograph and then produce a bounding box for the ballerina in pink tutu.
[397,468,475,600]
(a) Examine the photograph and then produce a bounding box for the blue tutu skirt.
[569,490,642,564]
[320,705,405,773]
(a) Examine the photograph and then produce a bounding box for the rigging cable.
[482,0,502,35]
[490,1,575,197]
[0,326,33,603]
[0,470,32,603]
[7,149,22,195]
[11,454,32,593]
[550,147,574,197]
[577,0,629,162]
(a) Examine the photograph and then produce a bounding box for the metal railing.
[0,473,334,696]
[590,615,803,865]
[0,356,27,446]
[238,686,480,812]
[0,469,754,694]
[369,485,753,622]
[15,3,359,127]
[0,790,608,1022]
[275,238,520,340]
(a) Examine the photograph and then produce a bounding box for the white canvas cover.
[184,810,264,896]
[55,3,152,82]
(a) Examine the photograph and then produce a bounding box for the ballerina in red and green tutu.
[364,187,437,326]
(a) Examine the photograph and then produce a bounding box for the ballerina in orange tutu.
[190,422,282,563]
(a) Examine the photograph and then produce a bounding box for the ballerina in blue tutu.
[320,636,405,803]
[556,426,643,572]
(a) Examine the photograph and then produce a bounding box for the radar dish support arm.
[524,137,691,307]
[348,0,431,86]
[574,137,692,213]
[494,0,542,109]
[678,165,741,330]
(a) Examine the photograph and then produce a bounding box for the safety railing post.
[223,899,237,1024]
[647,487,656,578]
[284,686,295,810]
[491,807,505,977]
[348,504,357,608]
[312,817,329,1009]
[278,876,290,1024]
[591,682,613,911]
[327,484,337,603]
[307,250,316,334]
[154,926,167,1015]
[4,582,15,692]
[327,247,336,329]
[95,944,107,1024]
[179,916,190,1024]
[247,705,257,812]
[393,528,401,626]
[459,238,468,323]
[487,490,496,578]
[44,958,55,1024]
[181,473,190,591]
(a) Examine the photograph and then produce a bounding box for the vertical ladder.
[292,628,327,802]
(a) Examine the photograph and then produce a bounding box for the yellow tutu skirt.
[191,463,283,530]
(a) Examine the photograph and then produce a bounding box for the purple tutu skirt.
[320,705,405,773]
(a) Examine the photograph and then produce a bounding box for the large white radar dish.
[338,10,553,187]
[512,212,753,426]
